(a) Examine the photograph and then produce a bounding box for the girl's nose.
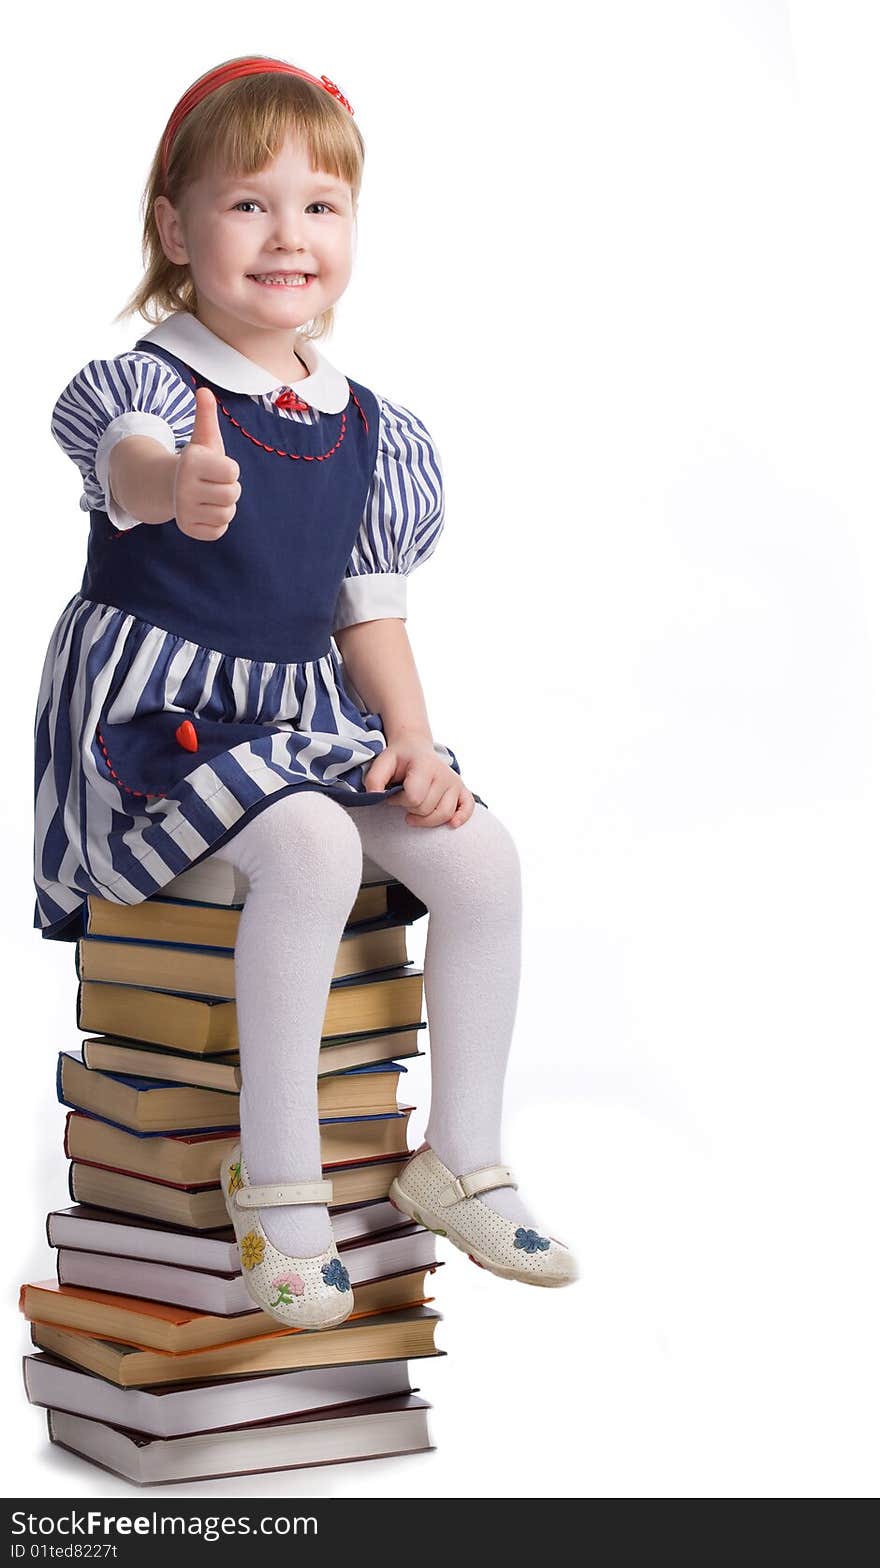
[271,213,309,250]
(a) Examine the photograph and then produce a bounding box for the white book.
[24,1354,422,1438]
[159,850,392,908]
[56,1224,437,1315]
[46,1394,433,1485]
[46,1198,403,1271]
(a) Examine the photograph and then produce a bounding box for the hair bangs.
[173,74,363,202]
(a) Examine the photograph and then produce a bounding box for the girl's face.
[155,131,355,347]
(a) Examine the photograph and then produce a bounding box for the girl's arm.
[108,437,179,525]
[51,354,192,530]
[334,620,433,743]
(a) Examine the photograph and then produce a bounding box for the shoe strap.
[234,1179,333,1209]
[438,1163,517,1207]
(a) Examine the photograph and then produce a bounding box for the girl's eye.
[231,201,334,215]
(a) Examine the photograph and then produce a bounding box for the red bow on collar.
[274,389,312,412]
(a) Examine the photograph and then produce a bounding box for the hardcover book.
[67,1153,410,1228]
[23,1349,434,1438]
[29,1305,442,1387]
[19,1269,437,1354]
[76,916,414,998]
[55,1223,438,1315]
[45,1199,405,1269]
[77,968,426,1055]
[45,1393,433,1485]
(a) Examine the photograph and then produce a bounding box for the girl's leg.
[210,790,364,1257]
[340,800,539,1229]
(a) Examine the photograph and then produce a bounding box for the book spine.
[68,1158,218,1193]
[56,1056,87,1120]
[66,1108,241,1139]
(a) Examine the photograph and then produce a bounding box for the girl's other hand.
[173,387,242,541]
[364,734,475,828]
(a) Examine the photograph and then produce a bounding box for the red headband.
[160,56,354,186]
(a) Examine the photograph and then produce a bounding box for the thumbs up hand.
[173,388,241,540]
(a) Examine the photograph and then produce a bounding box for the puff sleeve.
[50,352,196,531]
[331,396,445,633]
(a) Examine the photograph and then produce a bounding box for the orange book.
[29,1307,443,1388]
[19,1268,434,1355]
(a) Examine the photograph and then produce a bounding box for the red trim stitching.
[95,724,167,800]
[107,373,368,537]
[186,368,359,460]
[220,404,346,460]
[349,386,369,433]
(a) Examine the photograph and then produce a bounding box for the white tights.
[210,790,538,1256]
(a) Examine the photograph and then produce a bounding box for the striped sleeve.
[50,352,196,531]
[331,397,445,632]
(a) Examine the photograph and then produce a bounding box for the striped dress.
[34,313,484,941]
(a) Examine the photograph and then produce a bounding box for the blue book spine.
[61,1099,408,1142]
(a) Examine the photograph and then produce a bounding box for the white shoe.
[389,1144,578,1287]
[221,1142,354,1331]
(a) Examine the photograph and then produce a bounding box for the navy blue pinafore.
[33,341,485,940]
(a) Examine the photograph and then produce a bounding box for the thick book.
[77,969,425,1055]
[56,1223,438,1316]
[58,1049,412,1136]
[19,1268,436,1354]
[79,1037,423,1093]
[68,1153,409,1228]
[85,876,428,948]
[58,1051,231,1133]
[45,1393,433,1485]
[23,1350,433,1438]
[29,1305,442,1387]
[62,1107,414,1183]
[46,1199,404,1269]
[76,917,413,999]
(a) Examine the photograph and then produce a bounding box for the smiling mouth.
[248,273,315,288]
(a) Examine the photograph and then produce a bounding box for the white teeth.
[251,273,310,287]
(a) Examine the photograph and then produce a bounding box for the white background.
[2,0,878,1498]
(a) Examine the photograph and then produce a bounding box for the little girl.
[33,55,578,1330]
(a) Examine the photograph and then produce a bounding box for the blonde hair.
[114,58,365,341]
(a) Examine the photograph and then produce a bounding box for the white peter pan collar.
[137,311,350,413]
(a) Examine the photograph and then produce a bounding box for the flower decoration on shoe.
[220,1141,355,1328]
[240,1230,266,1271]
[321,1257,351,1293]
[269,1271,306,1307]
[514,1227,552,1255]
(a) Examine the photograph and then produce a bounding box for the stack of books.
[21,850,444,1485]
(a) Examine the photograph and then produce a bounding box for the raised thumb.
[190,386,225,452]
